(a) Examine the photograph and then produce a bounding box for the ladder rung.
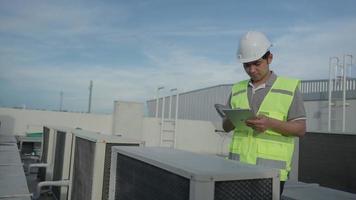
[163,119,176,123]
[162,129,175,132]
[162,139,174,142]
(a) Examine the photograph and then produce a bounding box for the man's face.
[243,54,272,82]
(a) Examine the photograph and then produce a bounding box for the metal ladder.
[328,55,353,132]
[159,89,179,148]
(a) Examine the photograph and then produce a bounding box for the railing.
[300,78,356,94]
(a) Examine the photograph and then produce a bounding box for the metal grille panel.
[215,178,273,200]
[115,153,190,200]
[37,127,50,181]
[102,143,139,200]
[52,131,66,199]
[71,137,95,200]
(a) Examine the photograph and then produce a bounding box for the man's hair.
[261,51,271,60]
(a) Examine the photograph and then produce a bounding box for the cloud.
[3,15,356,112]
[1,1,356,113]
[0,2,130,35]
[0,44,242,112]
[272,18,356,79]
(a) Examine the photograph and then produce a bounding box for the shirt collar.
[248,71,277,88]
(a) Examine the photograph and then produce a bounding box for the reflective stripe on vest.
[256,158,286,169]
[229,152,240,161]
[229,76,299,181]
[230,80,249,109]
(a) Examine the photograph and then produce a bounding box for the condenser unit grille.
[115,153,190,200]
[102,143,139,200]
[214,178,272,200]
[52,131,66,199]
[38,127,50,181]
[71,137,95,200]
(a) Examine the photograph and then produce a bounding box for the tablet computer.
[214,104,229,118]
[222,109,255,127]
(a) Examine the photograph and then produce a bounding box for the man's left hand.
[245,115,270,133]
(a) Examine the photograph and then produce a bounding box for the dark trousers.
[280,181,285,195]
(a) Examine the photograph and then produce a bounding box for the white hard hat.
[237,31,272,63]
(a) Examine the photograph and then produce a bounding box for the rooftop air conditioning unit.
[50,127,74,200]
[33,127,75,200]
[109,147,280,200]
[66,129,144,200]
[32,126,62,181]
[34,128,144,200]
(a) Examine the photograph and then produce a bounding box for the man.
[223,31,306,195]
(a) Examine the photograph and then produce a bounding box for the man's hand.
[245,115,270,133]
[246,115,306,137]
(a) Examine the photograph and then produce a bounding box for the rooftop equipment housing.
[30,126,62,181]
[50,127,75,200]
[67,129,144,200]
[34,128,144,200]
[109,146,280,200]
[33,127,76,200]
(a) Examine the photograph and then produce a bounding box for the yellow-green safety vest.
[229,76,299,181]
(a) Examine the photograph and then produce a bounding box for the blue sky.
[1,0,356,113]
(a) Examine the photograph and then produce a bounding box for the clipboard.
[214,104,228,118]
[222,109,255,127]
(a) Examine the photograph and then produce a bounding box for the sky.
[1,0,356,113]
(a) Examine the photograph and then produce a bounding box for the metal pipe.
[174,90,179,148]
[341,54,352,132]
[88,80,93,113]
[155,86,164,118]
[168,93,173,119]
[328,57,339,132]
[34,180,70,199]
[59,91,63,111]
[347,54,353,80]
[328,57,332,132]
[160,96,166,146]
[0,194,32,198]
[169,88,177,119]
[27,163,48,175]
[342,55,346,132]
[175,91,179,121]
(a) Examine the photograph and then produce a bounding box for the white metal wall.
[304,99,356,132]
[147,84,232,122]
[112,101,144,140]
[147,79,356,132]
[0,107,112,135]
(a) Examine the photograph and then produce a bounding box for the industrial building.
[147,78,356,133]
[1,77,356,199]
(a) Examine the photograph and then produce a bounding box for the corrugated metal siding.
[147,79,356,122]
[147,84,232,122]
